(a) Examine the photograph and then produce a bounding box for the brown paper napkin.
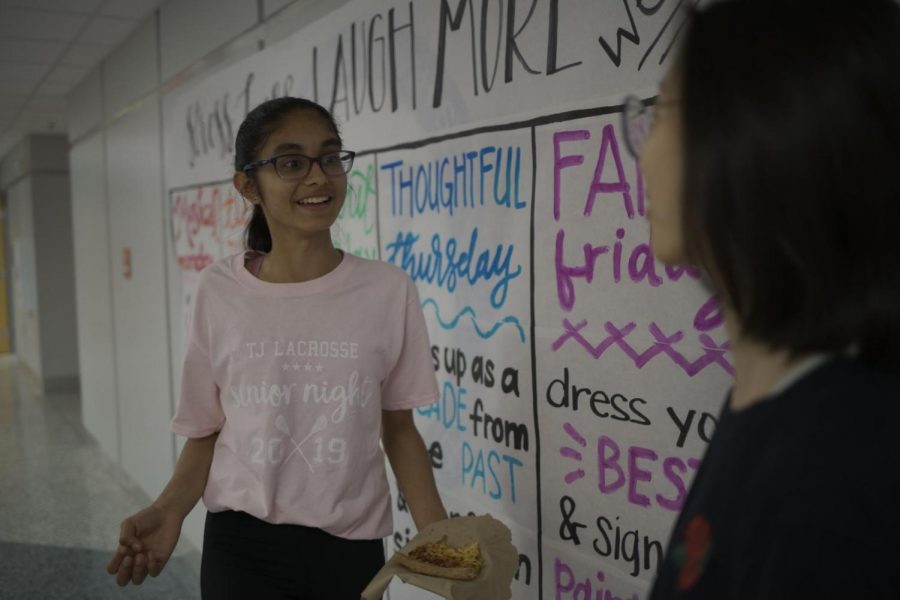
[362,514,518,600]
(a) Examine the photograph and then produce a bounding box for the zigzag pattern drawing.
[552,318,733,377]
[422,298,527,343]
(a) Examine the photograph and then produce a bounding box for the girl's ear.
[233,171,261,204]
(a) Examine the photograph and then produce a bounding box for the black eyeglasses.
[242,151,356,180]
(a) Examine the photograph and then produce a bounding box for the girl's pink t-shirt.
[171,251,439,539]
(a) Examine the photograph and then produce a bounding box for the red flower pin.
[676,514,713,591]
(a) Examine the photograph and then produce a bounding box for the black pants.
[201,510,384,600]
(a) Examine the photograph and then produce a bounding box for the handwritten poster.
[333,153,380,259]
[378,129,536,598]
[164,1,729,598]
[533,113,729,598]
[169,182,250,323]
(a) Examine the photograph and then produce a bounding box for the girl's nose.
[304,160,328,184]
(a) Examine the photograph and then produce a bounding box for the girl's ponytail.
[245,204,272,254]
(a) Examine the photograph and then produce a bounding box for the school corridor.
[0,355,200,599]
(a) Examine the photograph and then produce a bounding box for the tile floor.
[0,355,200,599]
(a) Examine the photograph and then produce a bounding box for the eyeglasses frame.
[621,95,679,160]
[242,150,357,181]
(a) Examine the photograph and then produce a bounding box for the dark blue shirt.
[649,357,900,599]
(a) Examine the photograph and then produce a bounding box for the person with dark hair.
[106,97,447,598]
[621,0,900,597]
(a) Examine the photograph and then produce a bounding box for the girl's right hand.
[106,504,183,586]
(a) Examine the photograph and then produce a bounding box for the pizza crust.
[394,552,481,580]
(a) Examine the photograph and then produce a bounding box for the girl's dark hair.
[679,0,900,371]
[234,97,342,253]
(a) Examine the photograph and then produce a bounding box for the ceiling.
[0,0,166,158]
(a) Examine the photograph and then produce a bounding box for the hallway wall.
[67,0,349,552]
[0,134,78,391]
[5,176,40,379]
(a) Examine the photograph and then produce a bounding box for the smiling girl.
[107,97,447,599]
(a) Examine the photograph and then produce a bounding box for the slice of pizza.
[395,536,484,580]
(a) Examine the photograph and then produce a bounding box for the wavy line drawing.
[422,298,526,343]
[552,318,733,377]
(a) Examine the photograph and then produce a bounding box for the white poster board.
[164,1,729,598]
